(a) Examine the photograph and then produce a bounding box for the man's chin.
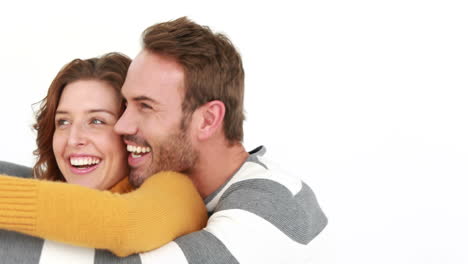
[128,168,150,188]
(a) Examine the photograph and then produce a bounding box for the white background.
[1,0,467,263]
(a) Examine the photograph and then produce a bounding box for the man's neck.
[189,141,249,199]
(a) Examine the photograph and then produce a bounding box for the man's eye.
[91,119,105,125]
[141,103,153,110]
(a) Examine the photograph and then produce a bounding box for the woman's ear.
[194,100,225,141]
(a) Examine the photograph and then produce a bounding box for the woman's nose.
[67,124,88,147]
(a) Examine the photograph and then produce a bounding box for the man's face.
[114,50,198,187]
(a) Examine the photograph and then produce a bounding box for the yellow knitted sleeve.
[0,171,207,257]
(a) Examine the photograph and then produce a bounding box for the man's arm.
[0,161,33,178]
[0,230,144,264]
[0,230,44,263]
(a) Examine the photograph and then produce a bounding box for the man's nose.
[114,107,138,135]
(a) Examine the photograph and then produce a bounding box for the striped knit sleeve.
[0,160,33,178]
[0,232,144,264]
[0,230,44,263]
[0,172,207,257]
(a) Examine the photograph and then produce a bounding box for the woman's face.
[52,80,128,190]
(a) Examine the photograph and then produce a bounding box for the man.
[112,17,328,263]
[0,17,327,263]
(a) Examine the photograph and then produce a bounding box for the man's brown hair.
[142,17,245,143]
[33,53,131,181]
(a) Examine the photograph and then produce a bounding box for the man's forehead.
[122,50,186,102]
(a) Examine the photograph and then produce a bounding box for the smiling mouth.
[69,157,101,170]
[127,145,152,158]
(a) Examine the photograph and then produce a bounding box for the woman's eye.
[57,119,70,127]
[91,119,105,125]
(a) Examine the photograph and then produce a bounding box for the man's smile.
[126,144,152,166]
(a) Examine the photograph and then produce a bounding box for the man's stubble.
[128,125,199,187]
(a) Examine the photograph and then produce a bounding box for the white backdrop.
[1,0,467,263]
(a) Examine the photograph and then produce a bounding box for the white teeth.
[70,157,101,166]
[127,145,151,154]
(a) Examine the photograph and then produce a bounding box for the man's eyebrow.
[132,96,160,105]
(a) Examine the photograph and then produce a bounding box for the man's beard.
[128,128,199,187]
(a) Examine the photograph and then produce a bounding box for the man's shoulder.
[227,148,305,197]
[206,150,327,245]
[205,148,303,210]
[173,147,327,263]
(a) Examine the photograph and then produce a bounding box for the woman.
[35,52,130,190]
[0,53,207,257]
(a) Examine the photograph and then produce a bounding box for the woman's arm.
[0,171,207,257]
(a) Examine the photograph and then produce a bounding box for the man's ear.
[194,100,225,141]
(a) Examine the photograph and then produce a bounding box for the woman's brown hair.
[32,52,131,181]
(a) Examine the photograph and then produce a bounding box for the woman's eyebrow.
[55,110,68,115]
[55,109,117,117]
[87,109,117,117]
